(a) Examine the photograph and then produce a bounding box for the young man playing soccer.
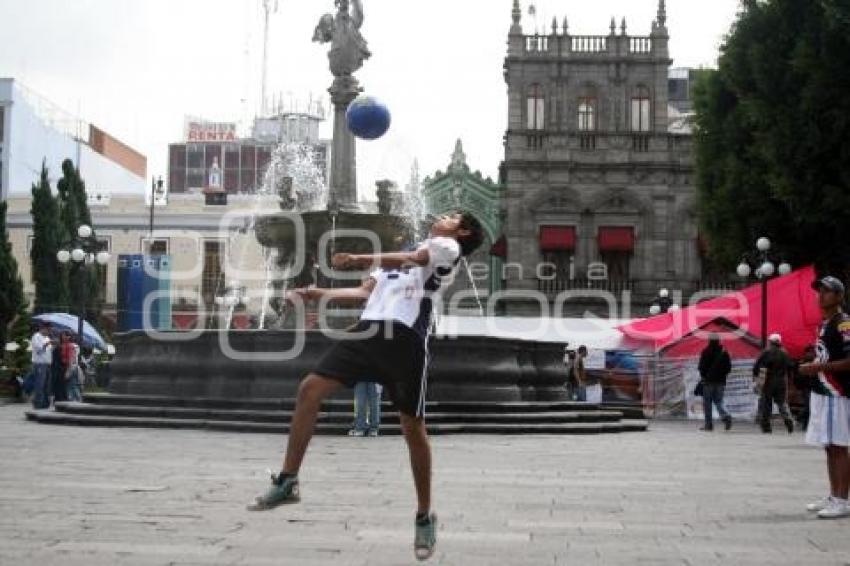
[248,211,484,560]
[800,276,850,519]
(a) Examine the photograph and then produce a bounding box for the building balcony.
[534,278,743,303]
[538,278,635,295]
[508,130,693,166]
[518,33,663,60]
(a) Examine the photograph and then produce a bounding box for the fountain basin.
[107,330,570,403]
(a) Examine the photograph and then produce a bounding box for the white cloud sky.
[0,0,739,199]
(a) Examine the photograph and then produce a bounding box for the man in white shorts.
[800,276,850,519]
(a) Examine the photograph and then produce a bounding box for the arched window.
[631,86,651,132]
[527,84,545,130]
[578,97,597,131]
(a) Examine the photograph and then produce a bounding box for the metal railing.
[538,278,634,295]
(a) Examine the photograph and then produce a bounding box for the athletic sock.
[416,512,430,524]
[275,471,297,484]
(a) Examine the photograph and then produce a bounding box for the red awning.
[598,226,635,252]
[539,226,576,252]
[490,235,508,259]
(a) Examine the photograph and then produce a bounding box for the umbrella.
[32,313,108,351]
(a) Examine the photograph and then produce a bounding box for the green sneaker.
[414,512,437,561]
[247,472,301,511]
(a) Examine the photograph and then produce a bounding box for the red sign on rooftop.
[184,119,237,142]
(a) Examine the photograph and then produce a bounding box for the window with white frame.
[527,84,546,130]
[631,86,652,132]
[578,97,597,131]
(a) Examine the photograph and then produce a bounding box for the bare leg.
[282,373,343,474]
[400,413,432,515]
[827,446,845,499]
[828,446,850,499]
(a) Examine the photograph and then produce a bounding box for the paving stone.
[3,405,850,564]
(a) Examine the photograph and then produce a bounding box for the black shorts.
[315,320,428,417]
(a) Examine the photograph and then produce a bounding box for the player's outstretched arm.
[332,249,430,271]
[287,277,377,306]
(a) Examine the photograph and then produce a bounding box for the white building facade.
[0,78,146,201]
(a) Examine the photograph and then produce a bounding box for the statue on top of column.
[313,0,371,78]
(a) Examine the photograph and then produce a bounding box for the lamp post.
[57,224,111,347]
[736,237,792,348]
[649,288,679,316]
[149,176,164,245]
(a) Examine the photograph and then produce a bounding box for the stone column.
[329,75,362,211]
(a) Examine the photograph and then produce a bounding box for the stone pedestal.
[329,75,362,211]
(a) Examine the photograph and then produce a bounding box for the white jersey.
[360,237,461,339]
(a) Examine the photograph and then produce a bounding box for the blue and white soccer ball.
[346,95,391,140]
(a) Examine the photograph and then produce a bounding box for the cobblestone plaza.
[3,404,850,565]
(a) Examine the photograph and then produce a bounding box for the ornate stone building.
[502,0,702,317]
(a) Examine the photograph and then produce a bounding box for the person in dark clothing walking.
[50,333,68,404]
[753,333,795,434]
[698,335,733,431]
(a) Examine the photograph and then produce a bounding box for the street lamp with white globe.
[77,224,93,239]
[56,223,111,348]
[736,236,792,348]
[648,288,678,316]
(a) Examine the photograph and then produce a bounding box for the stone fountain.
[255,0,413,292]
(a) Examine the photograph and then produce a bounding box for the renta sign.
[184,119,237,142]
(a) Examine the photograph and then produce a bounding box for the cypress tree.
[30,163,69,314]
[0,200,25,348]
[7,307,31,378]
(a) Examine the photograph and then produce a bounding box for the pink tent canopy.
[619,265,822,358]
[659,318,763,359]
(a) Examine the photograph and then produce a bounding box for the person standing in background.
[350,382,382,437]
[753,334,795,434]
[698,335,733,431]
[61,333,82,402]
[563,346,578,401]
[30,323,54,409]
[800,277,850,519]
[579,346,603,404]
[50,331,67,404]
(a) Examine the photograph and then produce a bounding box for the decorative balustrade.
[525,35,550,53]
[632,134,651,153]
[526,133,546,150]
[512,131,695,156]
[629,37,653,54]
[520,34,657,56]
[579,134,597,151]
[571,35,608,53]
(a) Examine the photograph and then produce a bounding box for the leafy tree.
[695,0,850,277]
[30,163,69,314]
[0,201,25,348]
